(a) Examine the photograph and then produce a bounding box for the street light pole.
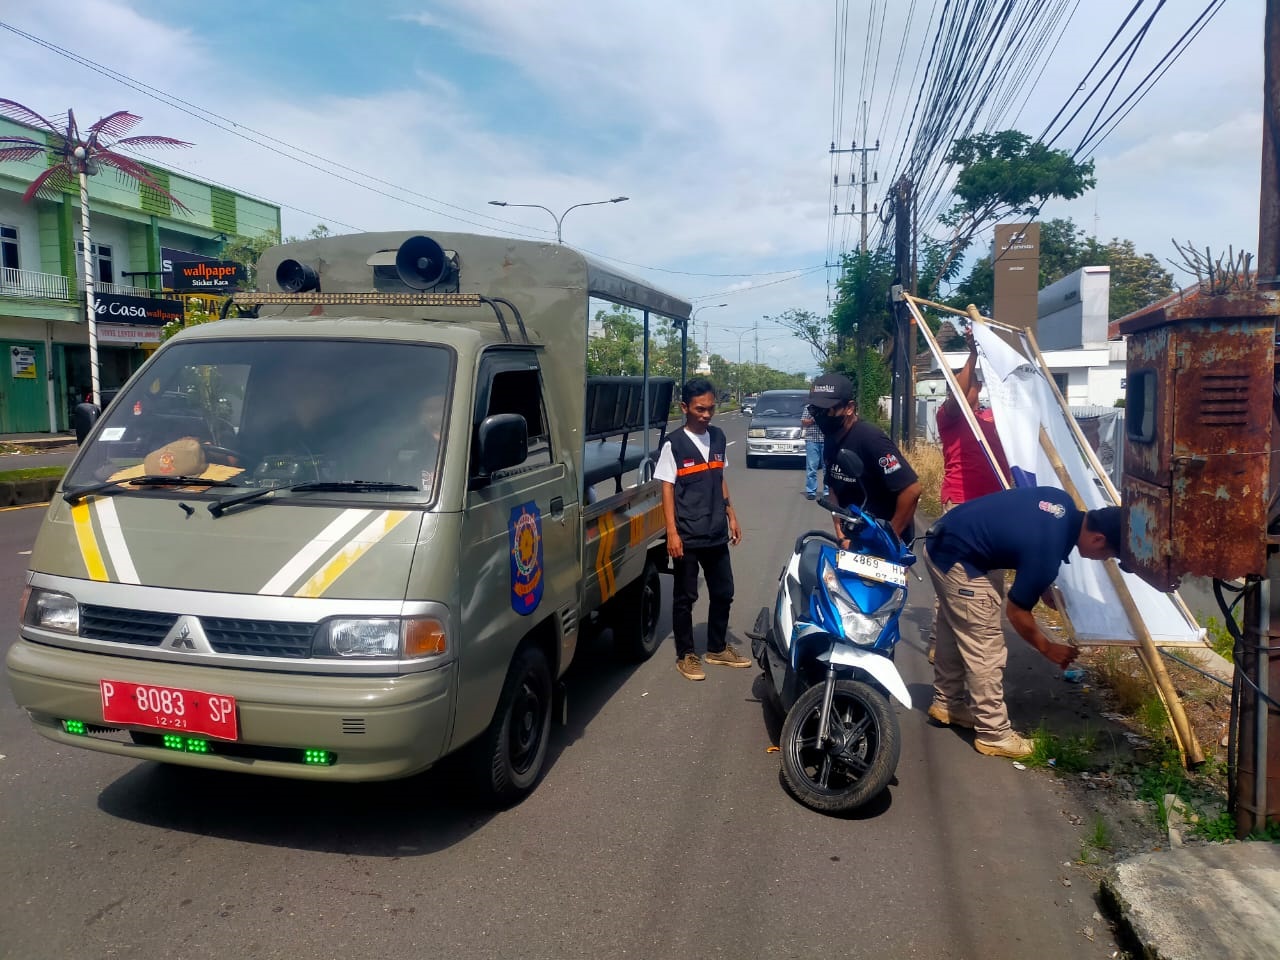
[688,303,727,386]
[487,196,629,243]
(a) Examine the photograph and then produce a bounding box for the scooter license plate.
[836,550,907,586]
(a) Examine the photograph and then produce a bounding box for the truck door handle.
[549,496,565,520]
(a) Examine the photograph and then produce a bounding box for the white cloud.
[0,0,1264,374]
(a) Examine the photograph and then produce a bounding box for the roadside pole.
[890,176,914,445]
[1237,0,1280,838]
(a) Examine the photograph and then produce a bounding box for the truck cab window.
[478,363,552,474]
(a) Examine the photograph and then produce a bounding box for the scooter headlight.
[820,564,892,647]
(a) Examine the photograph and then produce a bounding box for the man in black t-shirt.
[807,373,921,543]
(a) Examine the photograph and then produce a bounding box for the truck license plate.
[836,550,907,587]
[100,680,238,740]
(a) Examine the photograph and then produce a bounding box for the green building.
[0,115,281,433]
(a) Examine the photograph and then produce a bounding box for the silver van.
[745,389,809,468]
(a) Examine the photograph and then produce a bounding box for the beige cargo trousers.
[923,544,1012,741]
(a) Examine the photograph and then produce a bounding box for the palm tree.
[0,101,190,405]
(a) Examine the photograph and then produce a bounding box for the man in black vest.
[655,378,749,681]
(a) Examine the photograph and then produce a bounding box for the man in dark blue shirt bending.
[923,486,1125,759]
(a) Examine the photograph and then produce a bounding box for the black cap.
[809,373,854,409]
[1090,505,1134,573]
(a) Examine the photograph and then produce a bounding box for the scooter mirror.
[836,448,864,479]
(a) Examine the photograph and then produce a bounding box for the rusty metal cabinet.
[1120,295,1276,590]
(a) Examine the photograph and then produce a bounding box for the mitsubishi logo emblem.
[171,622,195,650]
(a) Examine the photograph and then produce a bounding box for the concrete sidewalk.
[0,432,76,451]
[1102,841,1280,959]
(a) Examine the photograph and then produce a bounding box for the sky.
[0,0,1265,375]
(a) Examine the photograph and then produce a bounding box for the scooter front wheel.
[780,678,900,814]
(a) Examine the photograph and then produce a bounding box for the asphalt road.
[0,414,1120,960]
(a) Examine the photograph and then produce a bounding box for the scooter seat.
[796,538,827,613]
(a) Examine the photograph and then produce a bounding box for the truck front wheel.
[471,646,553,806]
[613,561,663,662]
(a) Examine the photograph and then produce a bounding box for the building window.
[1052,372,1069,397]
[75,241,115,284]
[0,224,18,271]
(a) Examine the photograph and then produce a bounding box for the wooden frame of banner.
[905,295,1079,652]
[903,292,1203,765]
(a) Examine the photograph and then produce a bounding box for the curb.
[6,477,60,505]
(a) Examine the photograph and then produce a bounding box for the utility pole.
[1238,0,1280,838]
[889,175,914,446]
[831,139,880,253]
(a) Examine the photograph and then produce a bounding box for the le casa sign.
[93,292,184,326]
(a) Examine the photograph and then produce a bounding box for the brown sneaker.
[927,700,975,728]
[676,654,706,681]
[704,644,752,668]
[974,732,1035,759]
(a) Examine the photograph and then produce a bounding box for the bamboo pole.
[1038,427,1204,766]
[903,294,1009,487]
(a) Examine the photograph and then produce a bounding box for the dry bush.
[1088,648,1151,715]
[906,440,944,517]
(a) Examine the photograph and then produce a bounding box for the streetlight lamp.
[487,196,629,243]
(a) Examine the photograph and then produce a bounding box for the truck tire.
[471,645,553,806]
[613,560,663,662]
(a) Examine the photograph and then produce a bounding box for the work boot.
[677,654,706,681]
[705,644,752,668]
[927,699,975,728]
[974,731,1035,759]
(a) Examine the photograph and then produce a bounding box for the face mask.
[815,407,846,435]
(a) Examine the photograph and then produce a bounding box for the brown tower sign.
[992,222,1041,333]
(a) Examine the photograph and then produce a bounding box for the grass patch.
[0,466,65,483]
[1202,616,1237,664]
[1024,724,1098,773]
[1090,649,1151,715]
[1192,809,1236,842]
[904,440,944,517]
[1078,814,1113,864]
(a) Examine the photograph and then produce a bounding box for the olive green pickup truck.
[6,230,687,804]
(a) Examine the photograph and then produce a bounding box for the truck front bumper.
[6,639,455,782]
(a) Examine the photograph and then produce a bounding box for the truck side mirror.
[836,448,864,479]
[474,413,528,484]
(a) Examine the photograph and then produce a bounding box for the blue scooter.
[749,450,916,813]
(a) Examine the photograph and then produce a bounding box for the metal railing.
[0,266,71,300]
[92,280,153,297]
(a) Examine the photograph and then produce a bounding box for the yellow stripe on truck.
[71,501,109,582]
[293,510,413,598]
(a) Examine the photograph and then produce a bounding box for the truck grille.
[78,606,314,658]
[766,427,799,440]
[201,618,315,658]
[81,605,178,646]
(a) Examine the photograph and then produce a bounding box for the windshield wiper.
[208,479,418,518]
[64,475,239,505]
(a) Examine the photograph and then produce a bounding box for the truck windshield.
[65,339,452,501]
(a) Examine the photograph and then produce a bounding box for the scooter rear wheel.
[780,678,899,814]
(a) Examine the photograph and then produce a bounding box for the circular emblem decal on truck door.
[509,502,545,615]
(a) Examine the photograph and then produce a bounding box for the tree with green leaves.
[930,130,1096,296]
[587,307,644,376]
[0,100,189,404]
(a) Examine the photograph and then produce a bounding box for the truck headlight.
[21,586,80,635]
[313,617,448,659]
[747,428,766,438]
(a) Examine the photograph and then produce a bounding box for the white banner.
[971,323,1203,646]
